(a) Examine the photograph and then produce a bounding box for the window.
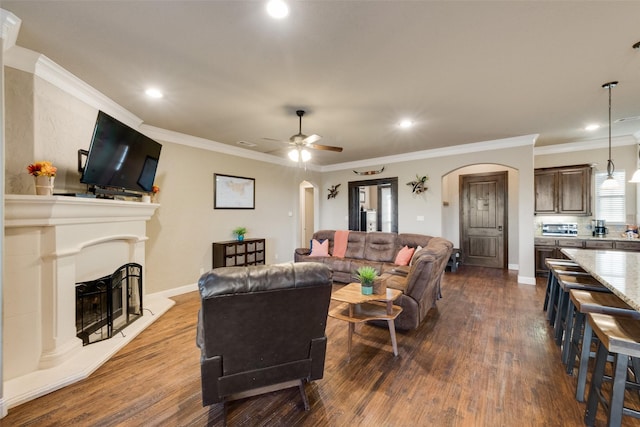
[594,170,625,223]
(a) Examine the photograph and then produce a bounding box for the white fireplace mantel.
[3,195,174,409]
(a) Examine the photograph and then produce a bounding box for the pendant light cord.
[603,81,618,178]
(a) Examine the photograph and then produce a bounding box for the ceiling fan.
[267,110,343,162]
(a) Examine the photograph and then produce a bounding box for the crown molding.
[320,134,538,173]
[533,135,637,156]
[1,9,20,51]
[4,45,142,129]
[140,124,322,171]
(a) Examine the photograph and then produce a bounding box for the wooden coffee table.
[328,282,403,358]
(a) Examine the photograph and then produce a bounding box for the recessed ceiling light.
[145,88,163,99]
[266,0,289,19]
[585,124,600,131]
[399,119,414,129]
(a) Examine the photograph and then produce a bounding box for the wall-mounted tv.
[81,111,162,196]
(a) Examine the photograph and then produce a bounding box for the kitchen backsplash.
[534,215,633,237]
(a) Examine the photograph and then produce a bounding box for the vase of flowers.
[151,185,160,203]
[27,161,57,195]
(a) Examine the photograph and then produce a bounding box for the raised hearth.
[3,195,174,409]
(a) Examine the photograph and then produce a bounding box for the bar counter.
[561,248,640,312]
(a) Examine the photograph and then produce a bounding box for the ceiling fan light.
[288,149,299,162]
[300,149,311,162]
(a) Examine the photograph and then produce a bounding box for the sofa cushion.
[364,232,397,262]
[344,232,367,259]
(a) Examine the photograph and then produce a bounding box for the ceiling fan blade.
[307,143,343,152]
[303,134,322,144]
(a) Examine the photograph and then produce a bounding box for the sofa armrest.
[294,247,311,262]
[389,266,410,277]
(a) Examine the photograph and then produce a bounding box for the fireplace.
[75,263,143,345]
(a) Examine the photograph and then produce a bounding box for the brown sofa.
[196,262,333,413]
[294,230,453,330]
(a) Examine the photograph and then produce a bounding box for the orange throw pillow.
[332,230,349,258]
[394,245,415,266]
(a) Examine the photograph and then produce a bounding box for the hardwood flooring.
[4,266,640,426]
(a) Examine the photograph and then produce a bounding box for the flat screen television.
[81,111,162,196]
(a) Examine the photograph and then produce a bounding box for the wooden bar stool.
[546,262,590,326]
[584,313,640,427]
[564,289,640,402]
[543,259,580,313]
[553,274,609,346]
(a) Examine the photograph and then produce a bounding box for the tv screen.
[81,111,162,193]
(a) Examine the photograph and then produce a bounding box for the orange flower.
[27,161,57,177]
[151,185,160,194]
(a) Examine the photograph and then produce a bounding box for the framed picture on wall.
[359,189,366,203]
[214,173,255,209]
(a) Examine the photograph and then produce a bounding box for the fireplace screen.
[75,263,143,345]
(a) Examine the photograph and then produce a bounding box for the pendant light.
[600,81,619,190]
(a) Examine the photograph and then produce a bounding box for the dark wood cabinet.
[212,238,265,268]
[534,237,640,276]
[534,165,591,215]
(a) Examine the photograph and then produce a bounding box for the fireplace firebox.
[75,263,143,345]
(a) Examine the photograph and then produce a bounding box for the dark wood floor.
[4,266,639,426]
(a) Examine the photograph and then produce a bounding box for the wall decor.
[353,166,385,175]
[407,174,429,194]
[214,173,255,209]
[327,183,341,199]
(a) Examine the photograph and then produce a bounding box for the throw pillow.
[409,245,423,266]
[394,245,415,266]
[309,239,329,257]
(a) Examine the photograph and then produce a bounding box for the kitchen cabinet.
[534,237,640,276]
[534,165,591,215]
[212,238,265,269]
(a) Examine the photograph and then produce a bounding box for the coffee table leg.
[348,322,354,360]
[387,319,398,356]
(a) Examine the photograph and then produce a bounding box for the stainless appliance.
[593,219,607,237]
[541,223,578,237]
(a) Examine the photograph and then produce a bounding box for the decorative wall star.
[407,175,428,194]
[328,183,341,199]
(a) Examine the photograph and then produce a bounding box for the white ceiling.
[3,1,640,166]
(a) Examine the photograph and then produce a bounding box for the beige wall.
[317,142,536,279]
[3,67,322,294]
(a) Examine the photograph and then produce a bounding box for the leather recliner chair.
[196,262,333,417]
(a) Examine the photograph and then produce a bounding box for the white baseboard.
[148,282,198,299]
[0,397,7,419]
[518,275,536,285]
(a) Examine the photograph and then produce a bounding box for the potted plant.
[233,226,247,242]
[355,266,378,295]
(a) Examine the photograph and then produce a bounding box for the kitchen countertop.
[561,248,640,312]
[535,235,639,241]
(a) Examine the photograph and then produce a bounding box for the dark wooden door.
[460,172,507,268]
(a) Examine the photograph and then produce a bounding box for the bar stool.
[543,259,580,313]
[553,273,609,346]
[584,313,640,427]
[563,289,640,402]
[546,262,591,326]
